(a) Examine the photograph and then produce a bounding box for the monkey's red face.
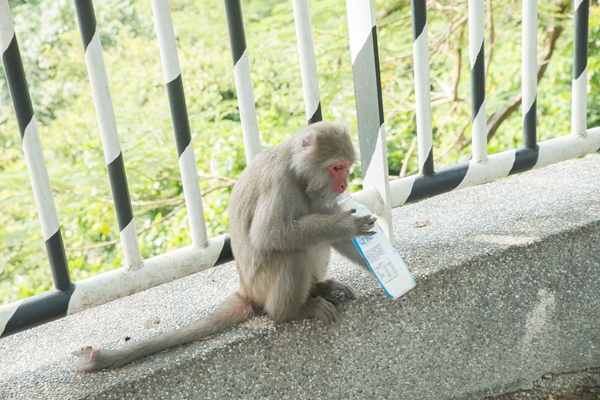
[328,161,351,195]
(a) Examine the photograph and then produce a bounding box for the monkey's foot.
[311,279,356,305]
[301,296,339,324]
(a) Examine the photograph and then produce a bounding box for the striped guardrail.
[0,0,596,337]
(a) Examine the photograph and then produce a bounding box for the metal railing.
[387,0,599,207]
[0,0,597,337]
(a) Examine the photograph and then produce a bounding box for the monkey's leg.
[262,253,338,324]
[310,279,356,305]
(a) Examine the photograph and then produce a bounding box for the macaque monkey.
[73,122,375,372]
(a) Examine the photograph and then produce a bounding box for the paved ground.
[485,368,600,399]
[0,154,599,399]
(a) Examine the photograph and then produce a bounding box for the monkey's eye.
[333,165,344,172]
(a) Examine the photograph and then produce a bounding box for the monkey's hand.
[345,209,376,236]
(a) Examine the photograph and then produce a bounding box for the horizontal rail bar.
[0,235,233,337]
[390,127,600,207]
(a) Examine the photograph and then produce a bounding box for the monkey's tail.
[73,292,254,373]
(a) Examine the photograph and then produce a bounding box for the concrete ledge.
[1,155,599,400]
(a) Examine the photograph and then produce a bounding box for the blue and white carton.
[337,192,416,299]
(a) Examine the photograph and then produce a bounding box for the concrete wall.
[1,155,599,400]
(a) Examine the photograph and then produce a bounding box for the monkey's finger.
[355,215,377,226]
[358,230,376,236]
[323,295,340,306]
[326,303,338,323]
[363,216,377,226]
[357,222,376,232]
[355,222,374,231]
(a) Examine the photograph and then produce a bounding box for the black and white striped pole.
[293,0,322,125]
[74,0,142,270]
[571,0,589,138]
[522,0,538,150]
[151,0,208,248]
[0,0,72,291]
[0,0,71,293]
[346,0,393,237]
[507,0,540,176]
[411,0,435,176]
[467,0,488,163]
[1,1,75,335]
[224,0,261,162]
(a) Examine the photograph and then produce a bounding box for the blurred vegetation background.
[1,0,599,304]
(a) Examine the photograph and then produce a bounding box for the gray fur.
[73,122,374,373]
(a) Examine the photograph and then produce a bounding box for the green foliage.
[588,5,600,128]
[0,0,595,304]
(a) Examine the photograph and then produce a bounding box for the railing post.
[293,0,322,125]
[505,0,541,176]
[0,0,71,292]
[151,0,209,248]
[522,0,538,150]
[73,0,142,270]
[345,0,393,238]
[224,0,261,163]
[411,0,435,176]
[467,0,488,163]
[571,0,589,138]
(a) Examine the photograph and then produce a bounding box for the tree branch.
[399,137,417,178]
[376,0,410,20]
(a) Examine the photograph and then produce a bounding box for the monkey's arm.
[249,201,373,252]
[331,239,370,271]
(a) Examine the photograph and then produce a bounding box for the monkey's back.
[228,138,302,250]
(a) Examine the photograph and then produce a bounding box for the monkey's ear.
[302,132,318,149]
